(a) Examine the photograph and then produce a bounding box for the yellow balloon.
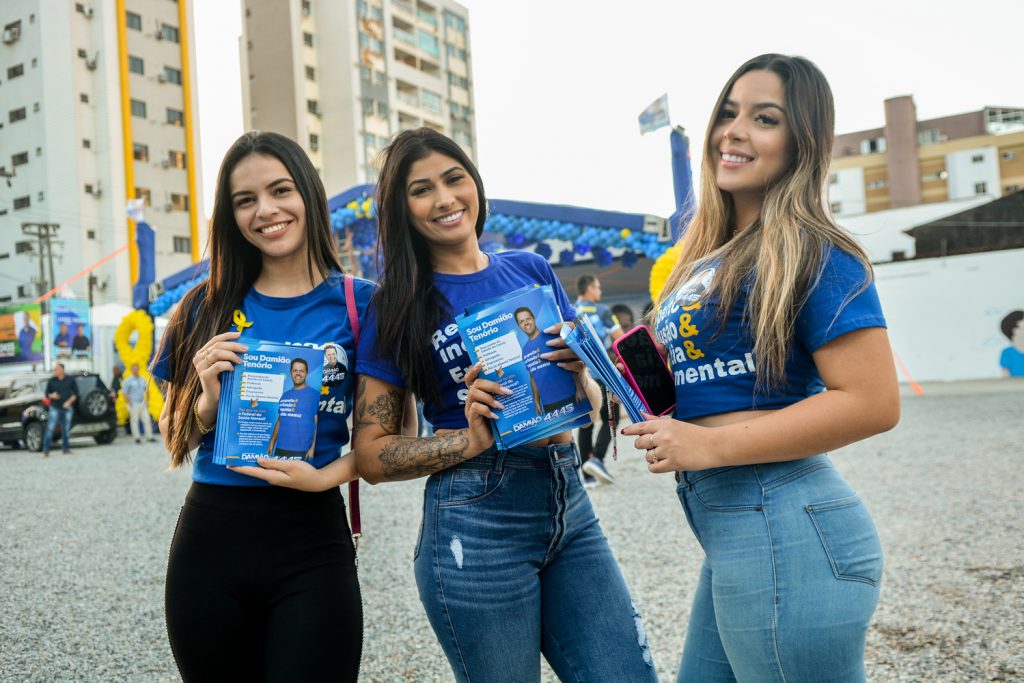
[649,243,684,302]
[113,310,165,425]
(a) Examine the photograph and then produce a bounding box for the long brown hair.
[653,54,871,390]
[157,131,340,467]
[373,128,486,406]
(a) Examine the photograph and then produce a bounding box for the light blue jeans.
[43,405,73,452]
[675,454,883,682]
[414,442,657,683]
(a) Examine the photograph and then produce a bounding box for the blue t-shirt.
[274,385,319,452]
[574,299,620,350]
[1000,346,1024,377]
[152,274,375,486]
[654,245,886,420]
[522,333,576,408]
[357,250,576,429]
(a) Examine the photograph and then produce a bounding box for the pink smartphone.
[612,325,676,417]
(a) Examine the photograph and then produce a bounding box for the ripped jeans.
[414,442,657,683]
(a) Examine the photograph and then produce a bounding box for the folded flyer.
[213,339,325,465]
[456,285,592,450]
[560,316,648,424]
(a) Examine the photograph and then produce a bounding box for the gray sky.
[194,0,1024,219]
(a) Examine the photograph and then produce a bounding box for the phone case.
[612,325,675,417]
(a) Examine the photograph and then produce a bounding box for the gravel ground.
[1,380,1021,682]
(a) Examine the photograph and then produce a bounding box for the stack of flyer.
[560,317,648,424]
[456,285,592,450]
[213,339,325,465]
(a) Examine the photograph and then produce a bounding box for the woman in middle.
[357,128,657,682]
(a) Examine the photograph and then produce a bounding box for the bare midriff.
[686,408,778,428]
[434,428,572,448]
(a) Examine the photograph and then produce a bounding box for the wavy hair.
[158,131,340,467]
[374,128,486,406]
[652,54,872,390]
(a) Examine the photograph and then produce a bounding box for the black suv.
[0,372,119,451]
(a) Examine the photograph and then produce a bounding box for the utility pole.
[21,222,61,305]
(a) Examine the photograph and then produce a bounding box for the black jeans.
[577,387,618,463]
[166,483,362,682]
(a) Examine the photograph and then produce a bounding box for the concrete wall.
[875,248,1024,382]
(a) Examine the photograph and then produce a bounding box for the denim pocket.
[806,495,884,586]
[437,466,509,508]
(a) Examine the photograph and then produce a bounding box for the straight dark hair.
[158,131,341,467]
[374,128,486,406]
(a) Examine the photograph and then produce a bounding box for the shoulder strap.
[343,275,362,545]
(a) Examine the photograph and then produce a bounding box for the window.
[444,11,465,32]
[301,0,311,16]
[87,230,96,239]
[362,99,374,116]
[82,138,91,149]
[305,65,316,81]
[173,236,191,254]
[80,93,90,103]
[309,133,319,151]
[1005,184,1021,193]
[378,135,389,147]
[160,24,180,43]
[128,55,144,75]
[77,48,87,58]
[971,154,984,163]
[1002,151,1018,161]
[828,173,838,185]
[417,30,439,58]
[9,107,26,123]
[303,32,314,47]
[32,102,40,113]
[170,193,189,211]
[453,130,472,146]
[307,99,320,116]
[168,150,186,169]
[6,64,24,79]
[166,108,184,126]
[12,151,28,166]
[445,43,465,60]
[84,183,94,194]
[126,10,142,30]
[922,171,948,182]
[448,73,468,89]
[135,187,151,205]
[133,143,148,161]
[131,99,147,118]
[163,66,182,84]
[859,137,886,154]
[36,191,44,202]
[421,89,442,114]
[975,182,988,195]
[14,196,30,210]
[377,101,388,117]
[830,201,841,214]
[866,180,888,190]
[363,132,376,149]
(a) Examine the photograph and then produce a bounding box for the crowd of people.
[141,54,898,682]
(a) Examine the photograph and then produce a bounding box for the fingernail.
[494,402,505,410]
[500,387,513,395]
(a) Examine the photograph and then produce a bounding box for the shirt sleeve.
[599,305,621,334]
[354,297,407,388]
[540,258,576,322]
[795,246,887,352]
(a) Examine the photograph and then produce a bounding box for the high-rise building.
[240,0,476,194]
[829,96,1024,217]
[0,0,203,306]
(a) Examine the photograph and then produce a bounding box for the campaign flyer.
[561,315,648,424]
[456,285,592,450]
[212,340,325,465]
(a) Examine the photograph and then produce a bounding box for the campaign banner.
[0,303,43,365]
[51,298,93,361]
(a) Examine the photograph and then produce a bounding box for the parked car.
[0,371,119,451]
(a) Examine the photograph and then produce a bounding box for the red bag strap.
[343,275,361,543]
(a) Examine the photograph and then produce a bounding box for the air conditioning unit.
[85,57,98,71]
[84,6,94,18]
[148,281,165,301]
[160,159,171,168]
[163,203,173,212]
[155,30,164,40]
[17,284,34,298]
[2,27,20,44]
[157,73,166,83]
[642,214,671,242]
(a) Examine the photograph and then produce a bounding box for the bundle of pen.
[560,316,648,424]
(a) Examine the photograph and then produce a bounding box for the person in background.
[71,323,91,355]
[43,363,77,457]
[611,303,636,334]
[574,274,622,486]
[998,310,1024,377]
[122,363,154,444]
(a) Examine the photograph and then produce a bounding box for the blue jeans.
[676,454,883,682]
[414,442,657,682]
[43,405,73,452]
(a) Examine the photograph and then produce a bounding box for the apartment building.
[0,0,203,306]
[829,96,1024,217]
[241,0,476,194]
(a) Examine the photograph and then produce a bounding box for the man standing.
[43,363,77,456]
[122,363,154,444]
[574,275,622,487]
[515,307,578,415]
[267,358,319,459]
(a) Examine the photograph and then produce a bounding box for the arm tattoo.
[354,376,403,433]
[379,431,470,480]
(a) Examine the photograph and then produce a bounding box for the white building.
[0,0,204,306]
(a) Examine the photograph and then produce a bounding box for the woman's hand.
[463,363,504,454]
[192,331,247,418]
[621,414,721,474]
[229,454,357,491]
[541,322,586,375]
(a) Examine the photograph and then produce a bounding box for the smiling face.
[405,152,480,250]
[712,69,793,207]
[230,154,307,264]
[515,309,537,337]
[290,360,308,387]
[325,346,337,365]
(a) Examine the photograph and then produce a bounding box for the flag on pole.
[638,94,670,135]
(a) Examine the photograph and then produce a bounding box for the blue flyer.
[561,316,648,424]
[213,340,325,465]
[456,285,592,450]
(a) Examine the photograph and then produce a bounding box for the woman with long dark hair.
[152,131,371,681]
[623,54,899,680]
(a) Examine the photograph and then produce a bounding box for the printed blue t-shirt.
[152,274,375,486]
[274,385,320,452]
[653,245,886,420]
[522,333,576,408]
[356,250,576,429]
[1001,346,1024,377]
[574,299,620,350]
